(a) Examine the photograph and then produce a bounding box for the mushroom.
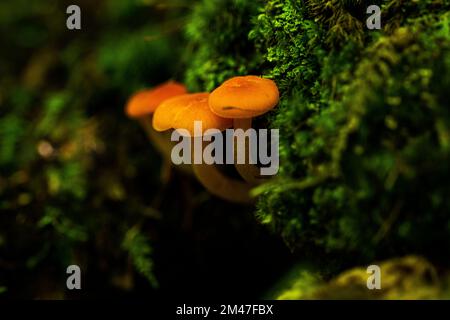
[125,81,189,179]
[125,80,187,118]
[209,75,279,184]
[153,93,254,204]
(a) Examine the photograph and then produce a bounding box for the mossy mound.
[184,0,450,264]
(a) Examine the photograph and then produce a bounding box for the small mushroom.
[209,75,279,184]
[125,81,189,179]
[153,93,232,135]
[153,93,254,204]
[125,80,187,118]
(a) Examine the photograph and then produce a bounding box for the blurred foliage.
[0,0,186,298]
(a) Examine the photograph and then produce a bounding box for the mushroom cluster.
[125,76,279,204]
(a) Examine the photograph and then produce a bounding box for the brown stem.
[233,118,269,185]
[138,116,173,161]
[189,138,254,204]
[138,116,192,177]
[192,163,254,204]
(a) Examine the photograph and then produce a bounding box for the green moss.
[183,0,450,265]
[276,256,450,300]
[256,14,450,261]
[184,0,262,92]
[249,0,326,95]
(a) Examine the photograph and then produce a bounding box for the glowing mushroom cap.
[125,81,187,118]
[152,93,232,136]
[209,76,279,119]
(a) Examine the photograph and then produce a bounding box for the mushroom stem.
[192,139,254,204]
[192,163,254,204]
[233,118,268,185]
[138,116,192,177]
[138,116,173,160]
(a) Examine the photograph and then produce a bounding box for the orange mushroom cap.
[209,75,279,119]
[125,81,187,118]
[152,93,232,137]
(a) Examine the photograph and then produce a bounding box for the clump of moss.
[383,0,450,32]
[249,0,327,96]
[305,0,372,47]
[184,0,262,92]
[183,0,450,267]
[256,13,450,261]
[276,256,450,299]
